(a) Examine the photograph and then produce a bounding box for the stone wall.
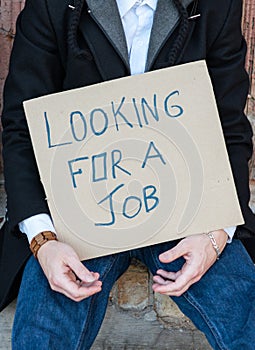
[0,0,26,173]
[242,0,255,117]
[242,1,255,201]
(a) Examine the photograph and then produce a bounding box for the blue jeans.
[12,240,255,350]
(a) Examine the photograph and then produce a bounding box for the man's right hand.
[37,240,102,301]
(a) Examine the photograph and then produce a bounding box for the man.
[2,0,255,349]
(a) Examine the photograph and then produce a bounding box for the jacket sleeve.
[1,0,64,230]
[206,0,255,237]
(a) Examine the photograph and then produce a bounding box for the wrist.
[30,231,58,259]
[206,229,228,260]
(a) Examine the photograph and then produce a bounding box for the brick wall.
[242,1,255,199]
[0,0,26,173]
[0,2,255,348]
[242,0,255,116]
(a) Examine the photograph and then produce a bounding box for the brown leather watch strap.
[30,231,58,258]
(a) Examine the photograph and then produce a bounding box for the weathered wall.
[242,1,255,197]
[243,0,255,116]
[0,0,26,173]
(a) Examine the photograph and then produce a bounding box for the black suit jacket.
[1,0,255,311]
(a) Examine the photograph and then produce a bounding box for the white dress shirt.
[117,0,157,75]
[19,0,235,242]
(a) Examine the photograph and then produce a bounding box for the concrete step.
[0,301,211,349]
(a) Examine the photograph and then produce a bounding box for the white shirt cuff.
[19,213,56,243]
[223,226,236,243]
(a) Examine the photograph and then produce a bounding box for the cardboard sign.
[23,61,243,259]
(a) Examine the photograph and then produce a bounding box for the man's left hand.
[152,230,228,296]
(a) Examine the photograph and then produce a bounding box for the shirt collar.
[116,0,158,18]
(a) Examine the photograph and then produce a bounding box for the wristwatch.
[30,231,58,258]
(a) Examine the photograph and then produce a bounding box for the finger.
[152,275,170,285]
[69,280,103,301]
[159,243,187,264]
[79,279,101,288]
[152,272,178,285]
[152,277,198,296]
[66,269,98,288]
[156,269,182,281]
[66,269,80,284]
[152,265,201,296]
[51,269,102,301]
[66,256,100,283]
[152,269,181,288]
[59,283,102,302]
[153,260,200,293]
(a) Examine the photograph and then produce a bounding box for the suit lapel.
[85,0,129,69]
[82,0,194,74]
[146,0,194,71]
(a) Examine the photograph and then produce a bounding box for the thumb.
[67,256,99,283]
[159,244,186,263]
